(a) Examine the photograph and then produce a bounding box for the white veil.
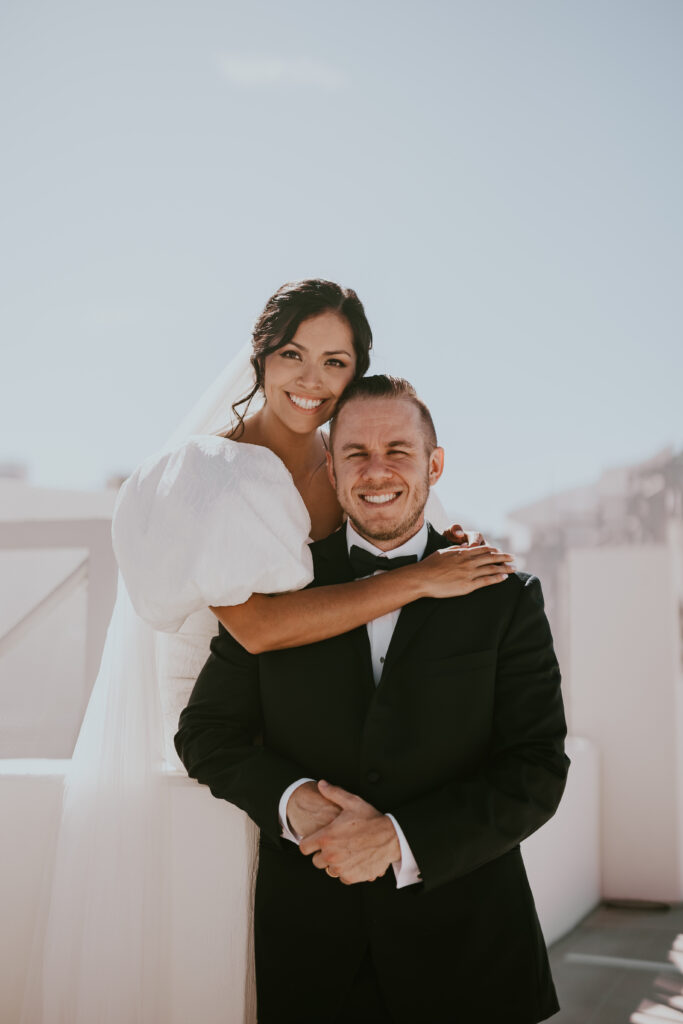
[21,344,260,1024]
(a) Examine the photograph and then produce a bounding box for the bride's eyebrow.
[285,341,353,357]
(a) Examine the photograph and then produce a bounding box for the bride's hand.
[443,523,486,547]
[416,545,515,599]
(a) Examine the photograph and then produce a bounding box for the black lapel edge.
[379,522,454,678]
[310,526,354,586]
[309,525,374,677]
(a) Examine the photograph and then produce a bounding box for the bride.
[24,280,513,1024]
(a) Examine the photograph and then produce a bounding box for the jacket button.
[366,770,381,783]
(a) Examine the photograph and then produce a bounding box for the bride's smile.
[286,393,326,412]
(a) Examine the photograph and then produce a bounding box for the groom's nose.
[360,452,394,481]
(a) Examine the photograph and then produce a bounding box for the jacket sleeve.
[390,575,570,892]
[174,623,309,844]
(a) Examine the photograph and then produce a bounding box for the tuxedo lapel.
[312,522,453,688]
[309,525,352,585]
[379,524,451,681]
[311,527,375,686]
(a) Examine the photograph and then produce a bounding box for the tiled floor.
[549,902,683,1023]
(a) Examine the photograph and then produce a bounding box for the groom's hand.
[299,781,401,884]
[443,523,486,547]
[286,781,341,838]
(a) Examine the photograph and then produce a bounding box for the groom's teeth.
[362,493,399,504]
[288,393,324,411]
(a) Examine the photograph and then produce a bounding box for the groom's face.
[327,397,444,550]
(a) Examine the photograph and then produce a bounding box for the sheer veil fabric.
[21,343,450,1024]
[21,344,261,1024]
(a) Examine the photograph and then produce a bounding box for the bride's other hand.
[443,523,486,547]
[417,545,516,599]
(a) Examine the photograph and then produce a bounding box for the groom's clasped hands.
[288,780,401,885]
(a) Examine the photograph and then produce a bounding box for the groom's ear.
[428,446,445,486]
[326,450,337,490]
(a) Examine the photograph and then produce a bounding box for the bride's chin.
[283,402,336,433]
[278,410,324,436]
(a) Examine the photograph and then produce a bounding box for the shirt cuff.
[278,778,316,844]
[386,812,422,888]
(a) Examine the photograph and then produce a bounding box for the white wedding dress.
[22,342,449,1024]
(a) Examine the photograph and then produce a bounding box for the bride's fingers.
[473,562,516,578]
[473,552,516,569]
[434,544,498,558]
[436,544,514,560]
[438,547,515,566]
[419,545,517,597]
[472,572,511,589]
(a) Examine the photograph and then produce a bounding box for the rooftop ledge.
[0,758,200,784]
[0,737,593,778]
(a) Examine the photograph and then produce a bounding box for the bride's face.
[263,311,357,434]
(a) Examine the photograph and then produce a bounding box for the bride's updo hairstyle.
[228,278,373,437]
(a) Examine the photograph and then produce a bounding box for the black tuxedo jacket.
[175,525,569,1024]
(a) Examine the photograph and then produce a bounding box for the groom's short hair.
[329,375,438,453]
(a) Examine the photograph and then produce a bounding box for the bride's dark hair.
[225,279,373,438]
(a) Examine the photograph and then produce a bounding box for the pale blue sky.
[2,0,681,532]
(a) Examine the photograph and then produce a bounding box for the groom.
[175,375,569,1024]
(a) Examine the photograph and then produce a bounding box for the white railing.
[0,519,118,756]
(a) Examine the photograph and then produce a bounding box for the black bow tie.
[349,544,419,578]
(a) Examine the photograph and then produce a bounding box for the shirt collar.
[345,519,430,563]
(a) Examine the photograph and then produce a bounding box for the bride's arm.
[211,545,513,654]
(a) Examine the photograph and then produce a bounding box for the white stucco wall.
[566,544,683,900]
[0,762,66,1024]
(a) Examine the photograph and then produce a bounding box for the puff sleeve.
[112,435,314,632]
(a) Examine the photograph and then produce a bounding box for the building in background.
[511,447,683,654]
[0,462,28,481]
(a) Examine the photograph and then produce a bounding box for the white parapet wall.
[0,761,67,1024]
[2,735,599,1021]
[566,545,683,901]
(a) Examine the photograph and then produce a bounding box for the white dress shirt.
[278,519,429,888]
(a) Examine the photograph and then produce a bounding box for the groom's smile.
[327,396,445,550]
[359,490,401,505]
